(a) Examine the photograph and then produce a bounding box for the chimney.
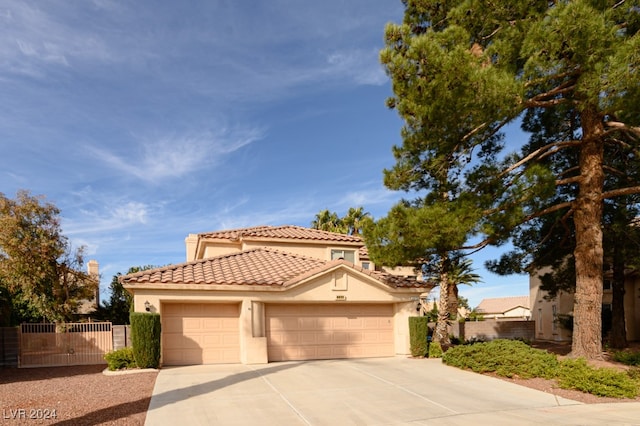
[185,234,198,261]
[87,260,100,306]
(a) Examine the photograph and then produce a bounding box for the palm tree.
[311,209,344,233]
[445,257,481,319]
[343,207,372,235]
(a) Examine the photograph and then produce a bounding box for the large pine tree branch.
[556,176,582,186]
[500,139,581,177]
[524,69,580,88]
[605,121,640,138]
[523,76,577,108]
[601,186,640,200]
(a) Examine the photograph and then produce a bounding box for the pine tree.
[376,0,640,359]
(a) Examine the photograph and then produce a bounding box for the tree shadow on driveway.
[146,361,303,411]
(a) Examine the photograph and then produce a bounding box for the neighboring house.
[530,267,640,342]
[420,299,470,319]
[121,225,433,366]
[475,296,531,320]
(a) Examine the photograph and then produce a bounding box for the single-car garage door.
[266,303,394,361]
[162,303,240,365]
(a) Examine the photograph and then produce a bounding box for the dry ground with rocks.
[0,365,157,425]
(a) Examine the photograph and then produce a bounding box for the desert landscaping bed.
[0,365,157,425]
[504,341,640,404]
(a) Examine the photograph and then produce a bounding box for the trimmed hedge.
[409,316,429,357]
[130,312,161,368]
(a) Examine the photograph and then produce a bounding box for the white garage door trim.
[162,303,240,365]
[266,303,394,361]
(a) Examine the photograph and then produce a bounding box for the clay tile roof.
[120,248,431,290]
[198,225,364,244]
[476,296,530,313]
[358,246,369,259]
[121,248,326,286]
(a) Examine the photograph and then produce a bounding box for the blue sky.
[0,0,529,308]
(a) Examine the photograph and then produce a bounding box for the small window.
[331,249,355,263]
[552,305,557,331]
[361,262,370,270]
[537,309,543,332]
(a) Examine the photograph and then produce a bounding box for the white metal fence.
[19,322,113,368]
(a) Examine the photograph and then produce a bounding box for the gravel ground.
[0,365,157,425]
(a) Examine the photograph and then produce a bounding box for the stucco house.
[121,225,433,365]
[475,296,531,320]
[530,267,640,342]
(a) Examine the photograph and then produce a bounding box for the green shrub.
[557,358,639,399]
[409,317,429,357]
[627,367,640,381]
[428,341,443,358]
[130,312,161,368]
[612,350,640,366]
[442,339,559,379]
[442,339,640,399]
[104,347,137,371]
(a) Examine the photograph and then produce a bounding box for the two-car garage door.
[161,302,395,365]
[266,304,394,361]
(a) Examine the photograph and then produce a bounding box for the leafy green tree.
[377,0,640,359]
[95,266,155,324]
[0,191,96,323]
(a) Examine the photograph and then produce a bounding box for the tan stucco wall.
[531,268,640,342]
[530,268,574,342]
[193,237,372,269]
[128,267,427,364]
[201,243,242,260]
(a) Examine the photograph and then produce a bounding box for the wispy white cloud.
[0,2,116,77]
[336,188,401,217]
[325,49,388,86]
[91,127,263,183]
[64,201,150,236]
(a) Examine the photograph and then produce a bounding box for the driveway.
[145,357,640,425]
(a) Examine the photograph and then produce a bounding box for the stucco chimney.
[87,259,100,306]
[185,233,198,261]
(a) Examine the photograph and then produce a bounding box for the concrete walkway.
[145,357,640,425]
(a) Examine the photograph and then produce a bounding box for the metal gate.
[19,322,112,368]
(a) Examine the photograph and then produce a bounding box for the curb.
[102,367,159,376]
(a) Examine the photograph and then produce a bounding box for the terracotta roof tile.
[120,247,429,290]
[121,248,326,286]
[476,296,530,313]
[198,225,364,244]
[358,246,369,259]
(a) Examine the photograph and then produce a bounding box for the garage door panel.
[162,303,240,365]
[164,318,184,333]
[266,304,394,361]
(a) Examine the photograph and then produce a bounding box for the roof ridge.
[480,295,529,301]
[196,224,364,243]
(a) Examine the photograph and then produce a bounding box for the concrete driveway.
[145,357,640,425]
